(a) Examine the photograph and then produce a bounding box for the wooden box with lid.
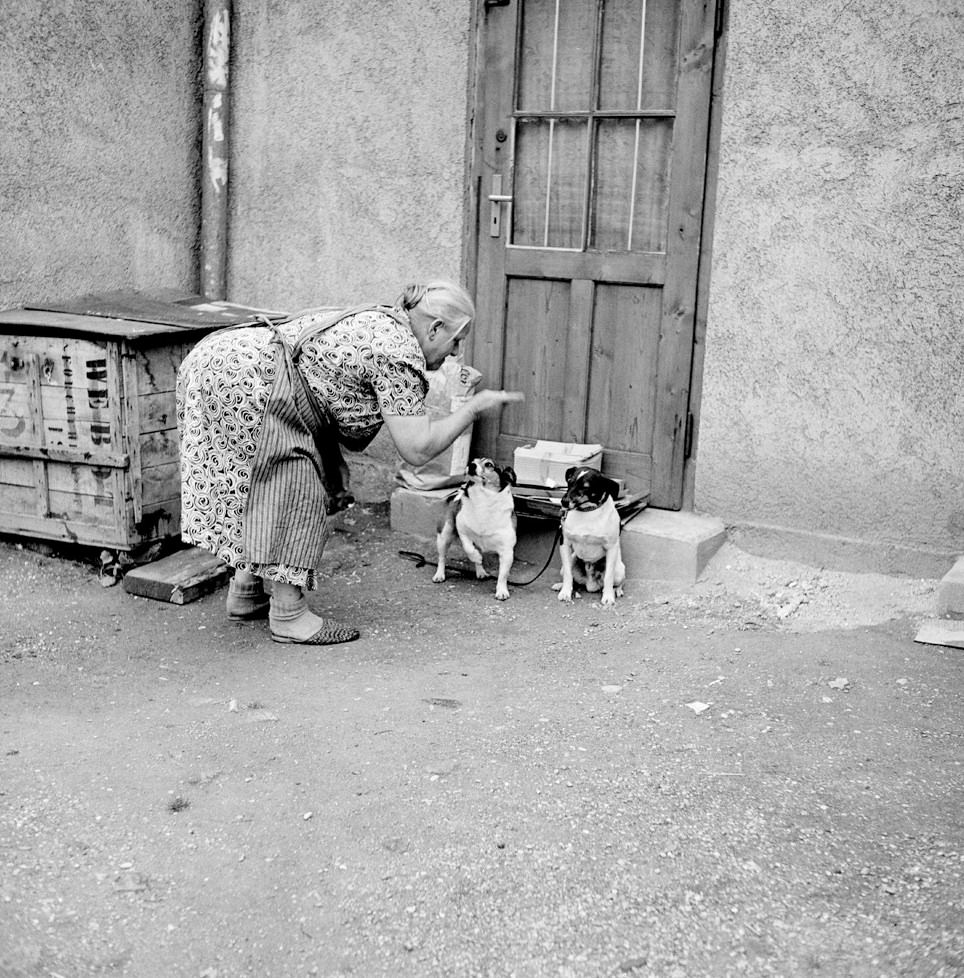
[0,291,277,552]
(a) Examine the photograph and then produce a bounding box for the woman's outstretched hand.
[384,389,525,467]
[471,389,525,416]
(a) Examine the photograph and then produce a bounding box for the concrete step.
[389,486,726,583]
[937,555,964,618]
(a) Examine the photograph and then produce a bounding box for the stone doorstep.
[936,555,964,618]
[389,486,726,584]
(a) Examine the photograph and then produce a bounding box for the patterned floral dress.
[176,307,428,589]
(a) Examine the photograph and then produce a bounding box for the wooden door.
[469,0,719,508]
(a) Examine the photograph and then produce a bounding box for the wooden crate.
[0,291,279,552]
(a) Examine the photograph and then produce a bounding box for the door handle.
[488,174,512,238]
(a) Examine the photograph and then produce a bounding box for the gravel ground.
[0,506,962,978]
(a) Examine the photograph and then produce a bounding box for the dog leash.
[397,524,562,587]
[397,500,643,586]
[397,482,646,587]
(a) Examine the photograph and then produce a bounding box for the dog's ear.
[600,476,621,500]
[501,465,517,489]
[564,466,579,484]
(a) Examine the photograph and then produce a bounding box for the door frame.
[460,0,729,511]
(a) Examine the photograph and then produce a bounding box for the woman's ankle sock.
[226,575,270,619]
[269,591,326,641]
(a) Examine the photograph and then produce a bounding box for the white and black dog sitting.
[433,458,518,600]
[553,465,625,607]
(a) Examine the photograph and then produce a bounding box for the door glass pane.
[553,0,596,111]
[598,0,644,110]
[518,0,596,112]
[599,0,681,109]
[513,117,588,249]
[590,118,671,252]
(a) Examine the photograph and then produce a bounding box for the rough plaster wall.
[228,0,474,498]
[228,0,472,310]
[0,2,203,310]
[695,0,964,573]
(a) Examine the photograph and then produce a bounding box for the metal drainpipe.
[200,0,231,300]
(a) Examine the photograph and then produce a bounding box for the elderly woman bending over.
[176,280,522,645]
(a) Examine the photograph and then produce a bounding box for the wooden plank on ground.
[123,546,230,604]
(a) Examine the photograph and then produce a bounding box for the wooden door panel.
[472,0,716,508]
[500,278,571,441]
[587,284,661,457]
[652,0,716,503]
[505,248,666,286]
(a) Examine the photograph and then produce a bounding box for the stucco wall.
[5,1,959,572]
[227,1,473,310]
[695,0,964,575]
[225,0,474,498]
[0,2,202,309]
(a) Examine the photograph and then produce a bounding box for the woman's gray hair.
[396,280,475,332]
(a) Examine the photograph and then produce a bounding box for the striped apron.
[242,305,409,569]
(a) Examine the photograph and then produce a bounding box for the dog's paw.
[557,587,574,603]
[550,582,563,591]
[432,569,446,583]
[600,591,617,607]
[494,586,510,601]
[474,565,489,580]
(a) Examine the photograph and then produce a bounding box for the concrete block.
[936,555,964,618]
[391,487,726,585]
[621,508,726,583]
[389,486,451,543]
[389,486,561,569]
[915,618,964,649]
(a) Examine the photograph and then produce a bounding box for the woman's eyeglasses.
[449,319,471,346]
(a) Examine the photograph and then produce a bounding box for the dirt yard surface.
[1,505,962,978]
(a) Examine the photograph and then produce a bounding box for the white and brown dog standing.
[433,458,517,600]
[554,465,625,607]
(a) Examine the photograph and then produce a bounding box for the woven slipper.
[227,595,271,622]
[271,620,360,645]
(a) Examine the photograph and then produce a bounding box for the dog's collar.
[564,500,605,513]
[561,499,620,526]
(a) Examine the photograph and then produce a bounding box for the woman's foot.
[226,573,270,621]
[269,587,359,645]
